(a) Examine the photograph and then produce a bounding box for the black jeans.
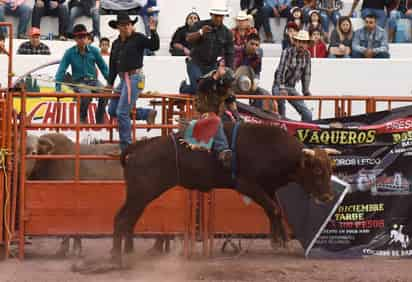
[31,4,69,36]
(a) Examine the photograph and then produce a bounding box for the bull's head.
[296,148,340,203]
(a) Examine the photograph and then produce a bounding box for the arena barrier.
[3,82,412,259]
[11,88,199,259]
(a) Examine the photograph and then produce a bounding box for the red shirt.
[309,41,327,58]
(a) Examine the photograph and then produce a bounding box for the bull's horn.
[324,148,341,155]
[302,148,315,156]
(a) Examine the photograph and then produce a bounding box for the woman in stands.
[328,16,353,58]
[169,10,200,56]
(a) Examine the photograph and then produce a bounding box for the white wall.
[1,55,411,119]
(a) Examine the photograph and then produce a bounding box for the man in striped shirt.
[272,30,313,121]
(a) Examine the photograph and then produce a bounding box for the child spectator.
[289,6,304,30]
[17,27,51,55]
[282,21,299,49]
[387,0,412,42]
[308,26,327,58]
[31,0,69,40]
[0,0,32,38]
[169,11,200,56]
[68,0,100,40]
[261,0,292,43]
[352,13,390,58]
[328,16,352,58]
[99,37,110,56]
[232,10,257,49]
[306,10,323,32]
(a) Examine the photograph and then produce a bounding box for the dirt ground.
[0,238,411,282]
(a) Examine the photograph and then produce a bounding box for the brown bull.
[113,123,338,263]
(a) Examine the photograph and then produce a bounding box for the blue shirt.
[55,45,109,91]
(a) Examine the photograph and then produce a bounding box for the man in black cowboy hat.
[106,12,159,152]
[55,24,109,124]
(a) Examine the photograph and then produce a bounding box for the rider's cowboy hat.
[108,12,138,29]
[233,66,256,93]
[209,0,230,16]
[293,30,311,41]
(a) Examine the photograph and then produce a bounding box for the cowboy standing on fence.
[106,13,159,152]
[272,30,313,121]
[55,24,109,124]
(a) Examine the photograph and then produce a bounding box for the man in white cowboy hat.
[232,10,257,49]
[180,0,234,95]
[272,30,313,121]
[106,12,159,151]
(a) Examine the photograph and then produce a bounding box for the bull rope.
[15,74,192,100]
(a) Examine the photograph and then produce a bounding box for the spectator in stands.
[306,10,323,32]
[0,33,7,54]
[352,13,390,58]
[387,0,412,42]
[31,0,69,40]
[272,30,313,121]
[139,0,159,56]
[308,26,327,58]
[233,33,276,111]
[55,24,109,123]
[317,0,343,33]
[349,0,387,28]
[68,0,100,40]
[107,13,159,151]
[100,0,146,14]
[99,37,110,56]
[169,11,200,56]
[261,0,292,43]
[240,0,264,32]
[292,0,316,20]
[179,0,234,95]
[0,0,32,38]
[328,16,353,58]
[282,21,299,49]
[232,10,257,49]
[17,27,51,55]
[289,6,304,29]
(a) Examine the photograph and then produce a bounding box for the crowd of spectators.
[0,0,406,123]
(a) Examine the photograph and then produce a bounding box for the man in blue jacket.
[352,13,390,58]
